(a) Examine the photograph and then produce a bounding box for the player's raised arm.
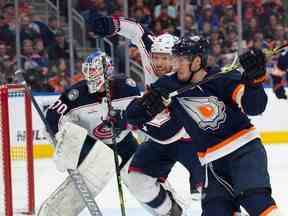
[271,50,288,99]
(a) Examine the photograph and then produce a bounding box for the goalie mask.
[82,50,113,93]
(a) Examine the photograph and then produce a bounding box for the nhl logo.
[68,89,79,101]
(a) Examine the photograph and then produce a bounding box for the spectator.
[243,17,260,41]
[47,29,78,63]
[219,5,236,26]
[110,0,125,16]
[23,68,53,91]
[0,41,15,83]
[210,29,224,46]
[130,0,152,27]
[197,4,219,32]
[20,15,40,42]
[0,15,14,46]
[263,14,279,39]
[178,14,197,36]
[202,21,212,39]
[154,0,177,19]
[211,43,224,67]
[82,0,109,46]
[39,15,59,46]
[274,24,287,42]
[48,59,83,93]
[223,27,238,53]
[21,39,47,75]
[33,37,49,73]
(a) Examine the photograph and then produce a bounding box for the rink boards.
[8,89,288,159]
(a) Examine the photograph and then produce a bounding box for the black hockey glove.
[137,86,170,117]
[92,16,120,37]
[108,109,127,132]
[274,86,287,99]
[239,48,267,86]
[271,74,287,99]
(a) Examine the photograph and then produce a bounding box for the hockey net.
[0,84,35,215]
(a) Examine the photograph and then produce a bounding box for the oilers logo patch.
[126,78,136,87]
[177,96,226,131]
[67,89,79,101]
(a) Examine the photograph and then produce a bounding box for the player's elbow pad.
[241,86,268,116]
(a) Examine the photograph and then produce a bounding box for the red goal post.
[0,84,35,215]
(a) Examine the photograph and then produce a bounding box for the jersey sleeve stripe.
[259,205,278,216]
[232,84,245,105]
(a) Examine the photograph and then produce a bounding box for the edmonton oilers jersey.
[151,69,267,165]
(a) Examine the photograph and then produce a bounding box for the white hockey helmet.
[151,33,179,55]
[82,50,113,93]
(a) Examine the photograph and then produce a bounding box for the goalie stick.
[169,43,288,98]
[102,56,127,216]
[15,71,103,216]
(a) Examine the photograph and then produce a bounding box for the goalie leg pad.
[53,122,88,172]
[38,140,119,216]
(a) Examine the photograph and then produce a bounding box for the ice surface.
[34,145,288,215]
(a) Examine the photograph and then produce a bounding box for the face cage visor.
[82,61,105,93]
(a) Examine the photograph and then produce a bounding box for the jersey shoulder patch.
[126,78,137,87]
[67,88,80,101]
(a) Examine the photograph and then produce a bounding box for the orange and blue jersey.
[126,67,268,165]
[169,69,267,165]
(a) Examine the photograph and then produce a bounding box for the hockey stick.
[102,57,127,216]
[15,71,103,216]
[169,43,288,98]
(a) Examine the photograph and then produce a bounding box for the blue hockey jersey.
[126,68,268,165]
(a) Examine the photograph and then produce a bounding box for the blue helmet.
[82,50,113,93]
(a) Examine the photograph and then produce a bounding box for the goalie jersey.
[46,76,140,144]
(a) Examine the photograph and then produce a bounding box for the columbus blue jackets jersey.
[117,18,191,143]
[46,77,140,144]
[117,17,157,85]
[127,68,268,164]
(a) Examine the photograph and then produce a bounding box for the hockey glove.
[274,86,287,99]
[92,16,120,37]
[94,109,126,140]
[137,86,170,117]
[271,74,287,99]
[108,109,127,133]
[239,48,267,86]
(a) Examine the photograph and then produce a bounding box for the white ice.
[34,144,288,216]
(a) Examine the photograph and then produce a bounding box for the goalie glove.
[91,16,120,37]
[239,48,267,86]
[54,122,88,172]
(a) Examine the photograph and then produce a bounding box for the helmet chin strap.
[184,56,202,84]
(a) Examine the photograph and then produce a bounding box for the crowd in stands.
[0,0,287,92]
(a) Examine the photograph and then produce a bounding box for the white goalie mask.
[151,33,179,55]
[82,50,113,93]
